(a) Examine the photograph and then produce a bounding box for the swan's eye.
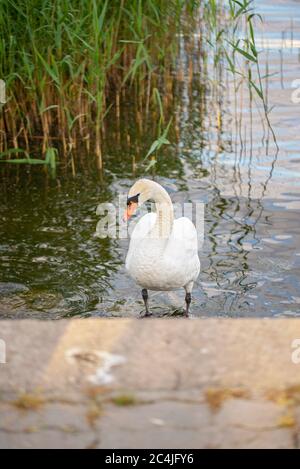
[127,193,140,206]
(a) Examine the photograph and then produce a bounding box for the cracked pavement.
[0,318,300,448]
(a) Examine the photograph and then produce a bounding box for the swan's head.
[123,178,162,221]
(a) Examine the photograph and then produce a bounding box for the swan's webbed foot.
[141,288,151,317]
[185,292,191,317]
[139,311,153,318]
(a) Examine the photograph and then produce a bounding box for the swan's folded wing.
[169,217,199,252]
[164,217,200,282]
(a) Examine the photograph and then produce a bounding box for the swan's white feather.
[130,212,157,240]
[126,212,200,291]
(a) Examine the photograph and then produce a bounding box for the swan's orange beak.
[123,202,138,221]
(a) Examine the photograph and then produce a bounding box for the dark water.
[0,0,300,318]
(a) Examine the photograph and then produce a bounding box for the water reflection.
[0,0,300,318]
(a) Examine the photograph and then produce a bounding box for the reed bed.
[0,0,271,173]
[0,1,195,163]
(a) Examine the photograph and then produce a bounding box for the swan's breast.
[126,236,200,291]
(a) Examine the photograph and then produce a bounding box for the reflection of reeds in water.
[171,2,283,306]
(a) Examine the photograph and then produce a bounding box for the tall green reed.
[0,0,189,167]
[0,0,271,173]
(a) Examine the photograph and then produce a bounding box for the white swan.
[124,179,200,316]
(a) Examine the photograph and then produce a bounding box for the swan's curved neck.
[150,187,174,238]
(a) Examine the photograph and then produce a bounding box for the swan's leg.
[185,292,191,317]
[141,288,151,316]
[184,282,193,317]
